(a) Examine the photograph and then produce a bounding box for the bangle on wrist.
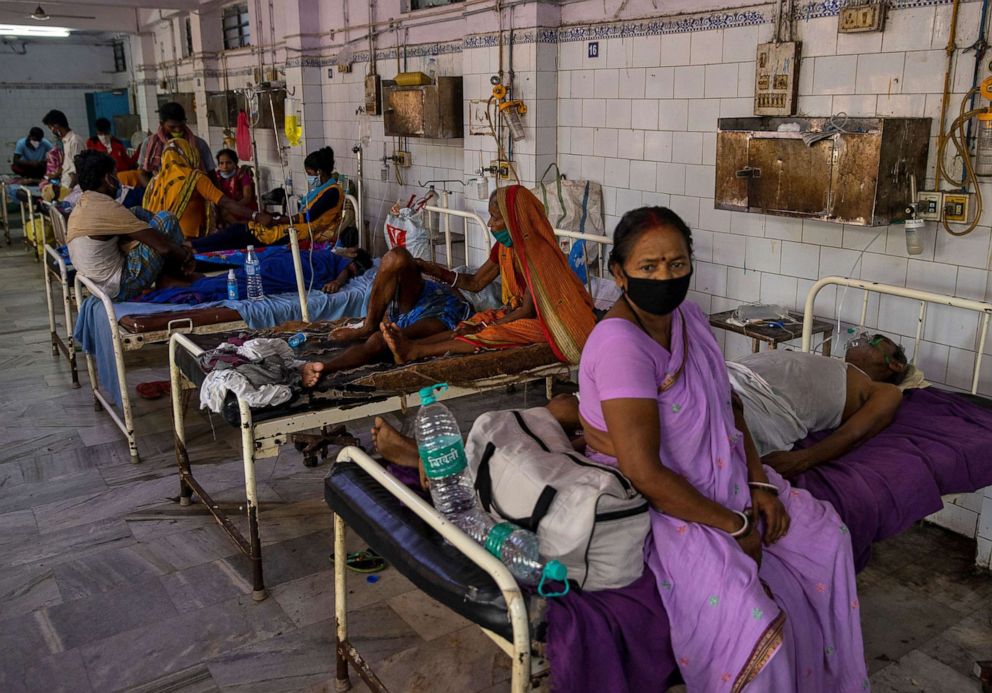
[450,270,460,288]
[728,510,751,538]
[748,481,779,497]
[251,211,259,222]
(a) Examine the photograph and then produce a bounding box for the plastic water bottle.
[288,332,306,349]
[245,245,264,299]
[414,383,569,595]
[226,269,239,300]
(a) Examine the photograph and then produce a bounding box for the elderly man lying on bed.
[67,150,196,302]
[300,185,596,385]
[727,333,909,477]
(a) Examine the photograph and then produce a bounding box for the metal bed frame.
[802,275,992,568]
[1,181,11,245]
[73,193,361,462]
[166,206,610,602]
[40,202,79,387]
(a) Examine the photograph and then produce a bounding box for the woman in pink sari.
[578,207,868,691]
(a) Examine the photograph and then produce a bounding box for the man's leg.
[115,211,185,300]
[301,318,449,386]
[189,223,258,252]
[330,247,425,342]
[379,319,477,364]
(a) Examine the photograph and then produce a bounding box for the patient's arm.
[414,256,500,293]
[764,375,902,475]
[496,287,535,322]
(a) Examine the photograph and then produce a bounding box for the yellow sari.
[457,185,596,364]
[142,139,214,237]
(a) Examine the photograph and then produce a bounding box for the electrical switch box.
[394,150,412,167]
[365,74,382,116]
[944,193,970,223]
[715,117,931,226]
[754,41,801,116]
[916,191,943,221]
[838,1,887,33]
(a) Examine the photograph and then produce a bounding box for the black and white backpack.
[465,407,650,591]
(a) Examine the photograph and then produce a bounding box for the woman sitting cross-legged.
[575,207,868,691]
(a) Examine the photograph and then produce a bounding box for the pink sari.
[578,301,868,692]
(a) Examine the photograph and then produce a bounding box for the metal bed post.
[1,182,9,245]
[74,273,140,462]
[42,244,58,358]
[238,396,267,601]
[334,446,533,693]
[169,335,194,507]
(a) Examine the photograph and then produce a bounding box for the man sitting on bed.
[300,185,596,386]
[67,150,196,302]
[727,332,909,477]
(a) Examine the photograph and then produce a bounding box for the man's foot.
[380,320,418,364]
[371,417,420,468]
[328,324,371,343]
[300,361,326,388]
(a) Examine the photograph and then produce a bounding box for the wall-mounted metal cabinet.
[206,90,285,129]
[383,77,463,139]
[715,117,931,226]
[157,93,198,125]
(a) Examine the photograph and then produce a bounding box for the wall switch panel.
[754,41,801,116]
[944,193,970,223]
[394,150,412,167]
[917,191,943,221]
[838,2,887,33]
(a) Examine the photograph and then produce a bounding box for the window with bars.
[222,4,251,50]
[406,0,463,9]
[183,17,193,57]
[112,41,126,72]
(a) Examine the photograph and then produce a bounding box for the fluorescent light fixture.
[0,24,70,38]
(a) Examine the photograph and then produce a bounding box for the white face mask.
[219,169,237,179]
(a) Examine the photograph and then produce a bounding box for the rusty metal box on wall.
[715,117,931,226]
[383,77,463,139]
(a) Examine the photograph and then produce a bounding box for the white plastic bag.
[383,206,432,260]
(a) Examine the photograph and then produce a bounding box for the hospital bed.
[40,202,79,387]
[320,274,992,693]
[1,179,11,245]
[71,194,362,462]
[165,209,612,606]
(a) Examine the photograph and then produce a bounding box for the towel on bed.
[73,266,378,409]
[139,246,357,304]
[793,387,992,571]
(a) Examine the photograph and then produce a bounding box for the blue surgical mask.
[493,228,513,247]
[307,174,320,189]
[219,169,237,179]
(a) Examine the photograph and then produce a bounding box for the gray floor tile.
[869,649,982,692]
[0,563,62,622]
[0,648,93,693]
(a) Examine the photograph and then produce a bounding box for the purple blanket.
[794,387,992,571]
[545,388,992,690]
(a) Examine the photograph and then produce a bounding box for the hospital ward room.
[4,1,992,691]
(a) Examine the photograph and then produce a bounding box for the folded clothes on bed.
[138,246,357,304]
[794,387,992,571]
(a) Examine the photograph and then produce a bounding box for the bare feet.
[371,417,420,468]
[380,319,417,364]
[300,361,326,388]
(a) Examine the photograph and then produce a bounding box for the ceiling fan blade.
[49,14,98,19]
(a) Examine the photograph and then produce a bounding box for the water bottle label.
[484,522,515,558]
[421,441,467,479]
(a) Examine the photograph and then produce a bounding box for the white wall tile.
[604,38,627,69]
[674,66,706,99]
[594,69,620,99]
[690,30,723,65]
[764,216,804,242]
[720,97,752,118]
[860,252,908,286]
[581,155,605,184]
[819,246,863,278]
[593,128,619,158]
[704,63,739,98]
[956,267,988,301]
[781,241,821,279]
[698,204,732,233]
[685,164,714,198]
[617,129,645,160]
[694,261,728,296]
[812,55,859,95]
[632,35,662,68]
[923,304,980,351]
[799,16,838,57]
[882,6,936,53]
[701,133,717,165]
[672,131,703,164]
[656,162,686,195]
[746,237,783,273]
[901,50,946,94]
[559,98,583,126]
[726,265,761,299]
[644,67,675,99]
[721,26,759,63]
[616,187,643,216]
[877,94,925,117]
[660,33,691,66]
[582,99,607,127]
[570,126,593,154]
[906,259,958,295]
[669,195,700,228]
[603,157,630,190]
[630,100,659,130]
[842,225,888,252]
[643,130,673,162]
[731,212,766,238]
[831,94,877,116]
[619,68,646,98]
[836,29,883,56]
[658,99,689,130]
[797,95,833,116]
[606,99,632,129]
[803,220,844,247]
[856,52,905,95]
[935,225,991,269]
[571,70,595,98]
[693,228,715,261]
[629,160,657,192]
[760,273,799,310]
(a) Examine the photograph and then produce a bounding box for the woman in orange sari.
[379,184,596,365]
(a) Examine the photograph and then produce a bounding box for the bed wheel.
[251,588,268,602]
[335,678,351,693]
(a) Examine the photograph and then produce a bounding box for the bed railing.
[801,276,992,395]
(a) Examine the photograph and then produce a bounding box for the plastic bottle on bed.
[245,245,264,299]
[227,270,239,300]
[414,383,569,595]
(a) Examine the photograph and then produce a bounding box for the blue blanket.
[139,247,356,304]
[73,266,378,409]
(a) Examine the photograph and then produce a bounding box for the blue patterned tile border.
[0,81,113,90]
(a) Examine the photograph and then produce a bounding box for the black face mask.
[624,268,692,316]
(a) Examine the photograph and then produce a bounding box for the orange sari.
[456,185,596,363]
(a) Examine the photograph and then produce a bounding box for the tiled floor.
[0,223,989,692]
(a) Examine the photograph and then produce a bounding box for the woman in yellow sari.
[142,139,263,239]
[379,184,596,365]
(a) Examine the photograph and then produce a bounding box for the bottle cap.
[228,269,236,278]
[543,560,567,582]
[418,383,448,406]
[247,244,254,251]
